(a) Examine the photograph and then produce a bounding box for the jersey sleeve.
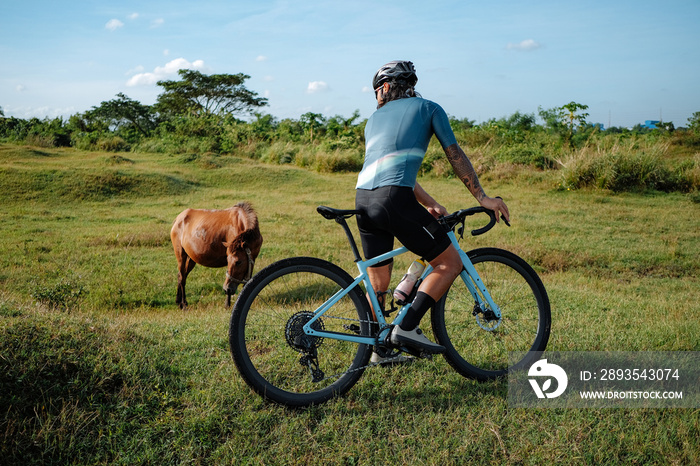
[431,103,458,149]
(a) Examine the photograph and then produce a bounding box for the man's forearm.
[444,144,486,202]
[413,182,435,207]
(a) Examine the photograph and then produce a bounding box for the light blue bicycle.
[229,205,551,407]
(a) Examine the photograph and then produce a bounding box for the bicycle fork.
[442,232,503,321]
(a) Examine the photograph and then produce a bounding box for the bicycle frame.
[302,228,502,345]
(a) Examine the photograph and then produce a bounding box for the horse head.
[222,228,262,297]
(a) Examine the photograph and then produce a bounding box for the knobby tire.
[229,257,373,407]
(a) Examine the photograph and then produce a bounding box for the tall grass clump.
[30,278,85,311]
[259,141,298,165]
[310,148,363,173]
[256,141,362,173]
[494,144,557,170]
[560,139,699,193]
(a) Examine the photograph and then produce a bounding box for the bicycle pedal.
[343,324,361,335]
[400,346,435,360]
[402,346,424,358]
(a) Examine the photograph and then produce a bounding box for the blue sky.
[1,0,699,128]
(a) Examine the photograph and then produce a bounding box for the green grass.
[1,143,698,465]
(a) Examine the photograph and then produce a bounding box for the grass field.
[1,143,698,465]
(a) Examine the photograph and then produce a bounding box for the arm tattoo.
[444,144,486,201]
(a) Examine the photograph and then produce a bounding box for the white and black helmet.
[372,60,418,90]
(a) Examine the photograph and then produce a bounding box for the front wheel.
[229,257,373,407]
[431,248,551,380]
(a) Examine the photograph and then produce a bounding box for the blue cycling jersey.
[356,97,457,190]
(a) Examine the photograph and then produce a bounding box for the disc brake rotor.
[474,305,502,331]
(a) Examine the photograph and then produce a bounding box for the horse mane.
[230,202,261,249]
[234,201,258,230]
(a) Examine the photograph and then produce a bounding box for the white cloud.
[16,85,26,92]
[256,55,268,62]
[361,86,373,93]
[163,49,170,56]
[263,75,274,82]
[307,81,329,94]
[126,58,206,87]
[105,19,124,31]
[506,39,542,51]
[151,18,165,28]
[128,13,139,20]
[125,65,145,76]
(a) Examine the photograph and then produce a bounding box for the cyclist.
[356,60,510,357]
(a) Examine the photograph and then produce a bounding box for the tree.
[538,106,565,132]
[687,112,700,133]
[560,102,589,132]
[655,121,675,133]
[503,111,536,132]
[560,102,589,148]
[156,70,268,117]
[449,116,476,132]
[539,102,589,148]
[326,110,361,137]
[299,112,326,142]
[85,93,156,136]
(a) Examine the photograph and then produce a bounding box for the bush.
[71,131,101,150]
[561,150,698,193]
[97,136,130,152]
[24,133,59,148]
[30,278,85,310]
[670,130,700,149]
[309,148,362,173]
[495,145,556,169]
[260,141,297,165]
[456,126,496,148]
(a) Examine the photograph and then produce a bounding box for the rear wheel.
[431,248,550,380]
[229,257,373,407]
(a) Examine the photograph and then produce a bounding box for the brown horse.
[170,202,263,309]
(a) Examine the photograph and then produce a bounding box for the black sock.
[399,292,436,331]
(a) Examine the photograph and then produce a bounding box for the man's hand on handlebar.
[427,202,449,219]
[479,196,510,224]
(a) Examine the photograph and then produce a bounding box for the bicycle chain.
[307,288,406,381]
[309,313,398,381]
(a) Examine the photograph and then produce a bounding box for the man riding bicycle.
[355,60,510,356]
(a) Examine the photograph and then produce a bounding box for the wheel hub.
[473,303,502,331]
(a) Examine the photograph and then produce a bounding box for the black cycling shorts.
[355,186,452,267]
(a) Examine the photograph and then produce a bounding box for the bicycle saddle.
[317,206,361,220]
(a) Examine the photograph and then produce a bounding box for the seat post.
[334,217,363,262]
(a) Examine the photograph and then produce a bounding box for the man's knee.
[432,247,462,277]
[445,258,463,279]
